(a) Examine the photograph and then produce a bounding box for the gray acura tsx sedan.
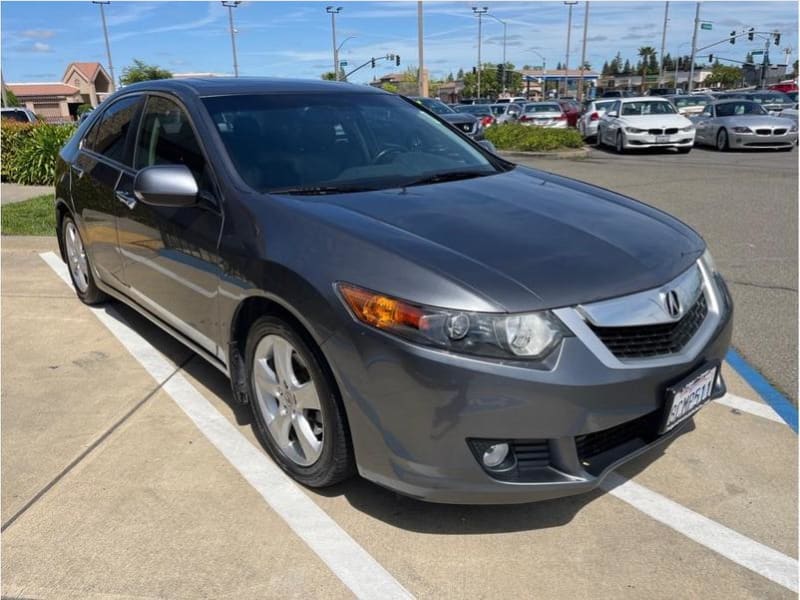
[54,78,733,504]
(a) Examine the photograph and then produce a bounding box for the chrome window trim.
[554,259,722,370]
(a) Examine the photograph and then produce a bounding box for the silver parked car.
[518,102,567,128]
[664,94,713,117]
[577,99,617,140]
[489,103,523,124]
[691,99,797,151]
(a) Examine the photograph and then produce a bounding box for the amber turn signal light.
[338,284,423,329]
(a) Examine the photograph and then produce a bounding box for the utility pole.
[1,70,8,107]
[658,1,669,85]
[326,6,343,81]
[487,13,507,93]
[578,1,589,101]
[472,6,488,99]
[222,1,241,77]
[759,34,771,89]
[92,1,115,91]
[688,1,700,92]
[563,1,578,97]
[418,1,426,96]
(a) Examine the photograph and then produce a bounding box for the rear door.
[71,94,144,284]
[117,93,225,358]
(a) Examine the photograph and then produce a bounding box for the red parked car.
[769,81,798,94]
[557,99,581,127]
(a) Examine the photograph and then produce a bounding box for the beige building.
[6,62,113,122]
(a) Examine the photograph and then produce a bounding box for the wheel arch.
[54,198,73,263]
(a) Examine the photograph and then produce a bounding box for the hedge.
[1,121,77,185]
[485,123,584,152]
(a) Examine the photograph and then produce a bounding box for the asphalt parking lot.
[515,146,798,403]
[1,142,798,598]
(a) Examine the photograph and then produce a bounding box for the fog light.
[482,443,510,468]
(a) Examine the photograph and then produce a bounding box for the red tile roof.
[8,83,80,97]
[66,62,102,82]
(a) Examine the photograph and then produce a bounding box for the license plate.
[660,364,718,433]
[655,135,670,143]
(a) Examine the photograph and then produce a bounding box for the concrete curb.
[497,147,589,159]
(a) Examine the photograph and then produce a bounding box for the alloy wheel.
[616,131,625,153]
[717,129,728,151]
[64,221,89,292]
[251,334,324,466]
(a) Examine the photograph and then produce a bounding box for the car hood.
[439,113,478,125]
[306,167,704,311]
[618,113,692,128]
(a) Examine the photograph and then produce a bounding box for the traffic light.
[747,27,754,41]
[708,54,714,63]
[395,54,401,66]
[729,30,736,44]
[370,58,375,68]
[774,33,781,46]
[472,66,477,74]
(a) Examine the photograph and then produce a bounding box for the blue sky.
[2,1,797,85]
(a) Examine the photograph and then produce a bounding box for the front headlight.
[700,248,718,275]
[732,126,752,133]
[337,283,570,360]
[790,124,798,132]
[626,127,645,134]
[680,125,694,132]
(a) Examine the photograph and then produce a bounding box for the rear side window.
[135,95,207,184]
[87,95,142,164]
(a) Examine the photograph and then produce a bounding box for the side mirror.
[606,111,619,118]
[478,140,496,153]
[134,164,199,207]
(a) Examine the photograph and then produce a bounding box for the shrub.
[485,123,584,152]
[1,122,76,185]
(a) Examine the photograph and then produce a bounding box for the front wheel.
[716,128,729,151]
[246,316,354,487]
[615,131,626,154]
[62,215,106,305]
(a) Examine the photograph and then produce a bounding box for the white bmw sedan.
[597,97,695,153]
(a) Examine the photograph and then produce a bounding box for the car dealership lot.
[2,228,797,597]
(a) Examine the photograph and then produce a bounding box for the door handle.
[116,190,137,210]
[71,165,85,179]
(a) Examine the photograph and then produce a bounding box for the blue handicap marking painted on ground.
[726,348,798,433]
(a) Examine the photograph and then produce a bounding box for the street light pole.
[578,1,589,101]
[92,1,115,91]
[531,49,547,99]
[418,1,426,96]
[472,6,488,99]
[658,1,670,85]
[326,6,343,81]
[336,36,356,81]
[688,1,700,92]
[563,1,578,97]
[222,1,241,77]
[486,13,507,93]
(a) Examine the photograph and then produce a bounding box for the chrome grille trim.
[553,259,723,369]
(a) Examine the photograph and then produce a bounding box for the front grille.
[513,440,550,470]
[665,127,678,134]
[589,293,708,359]
[756,128,771,135]
[774,128,787,135]
[648,128,663,135]
[458,122,474,133]
[576,411,660,473]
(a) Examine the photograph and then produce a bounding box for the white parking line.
[715,393,784,424]
[42,251,797,596]
[40,252,414,600]
[602,473,798,593]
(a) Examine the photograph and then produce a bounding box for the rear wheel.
[716,128,729,151]
[62,215,106,305]
[246,316,354,487]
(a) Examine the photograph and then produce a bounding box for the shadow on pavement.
[109,297,688,535]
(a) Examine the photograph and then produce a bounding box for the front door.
[117,94,225,358]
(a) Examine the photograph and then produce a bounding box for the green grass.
[1,194,57,236]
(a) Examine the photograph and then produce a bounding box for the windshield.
[489,105,507,115]
[673,96,710,107]
[415,97,455,115]
[454,105,492,115]
[525,103,561,113]
[716,101,767,117]
[748,93,790,104]
[621,101,677,115]
[203,93,499,194]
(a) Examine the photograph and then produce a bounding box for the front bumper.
[322,274,734,504]
[623,130,695,148]
[729,131,797,149]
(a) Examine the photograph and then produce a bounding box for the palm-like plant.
[638,46,657,92]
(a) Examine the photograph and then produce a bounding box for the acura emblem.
[665,290,681,318]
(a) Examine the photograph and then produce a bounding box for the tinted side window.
[135,96,205,182]
[90,95,142,164]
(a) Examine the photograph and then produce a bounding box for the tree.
[663,53,674,72]
[648,53,658,74]
[120,59,172,85]
[580,61,591,70]
[446,72,454,82]
[2,88,19,107]
[556,61,563,70]
[381,82,399,93]
[704,64,742,88]
[638,46,657,89]
[456,68,465,79]
[77,103,93,115]
[622,59,632,75]
[610,52,623,74]
[601,60,610,75]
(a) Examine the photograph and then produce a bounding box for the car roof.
[710,98,760,105]
[619,96,670,102]
[119,77,387,97]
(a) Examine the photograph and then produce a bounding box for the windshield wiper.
[269,184,378,195]
[399,170,493,188]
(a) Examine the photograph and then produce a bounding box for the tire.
[716,128,729,151]
[615,131,626,154]
[245,315,354,488]
[62,215,106,305]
